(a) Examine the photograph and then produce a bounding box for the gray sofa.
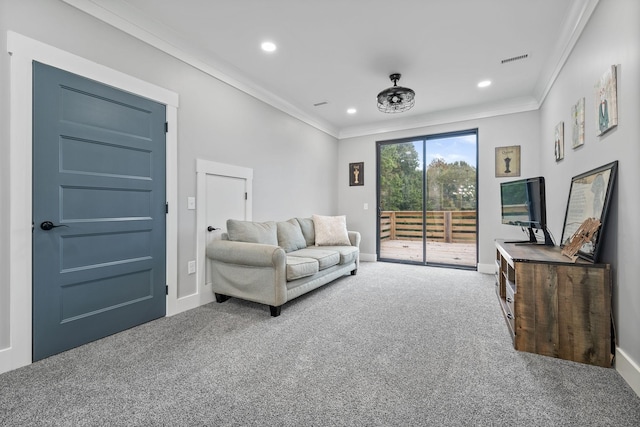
[206,216,360,316]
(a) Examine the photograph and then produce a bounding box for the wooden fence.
[380,210,477,243]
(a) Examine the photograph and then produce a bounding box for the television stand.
[494,239,612,367]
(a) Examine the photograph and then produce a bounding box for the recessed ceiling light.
[261,41,277,52]
[478,80,492,88]
[347,108,357,114]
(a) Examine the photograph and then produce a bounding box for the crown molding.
[62,0,597,141]
[61,0,339,138]
[338,97,540,140]
[533,0,600,104]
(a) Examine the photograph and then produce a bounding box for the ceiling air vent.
[501,54,529,64]
[313,101,328,107]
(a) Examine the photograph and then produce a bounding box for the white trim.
[195,159,253,307]
[615,347,640,398]
[477,263,496,275]
[2,31,179,375]
[359,253,377,263]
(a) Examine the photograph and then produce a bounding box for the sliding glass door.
[377,130,478,269]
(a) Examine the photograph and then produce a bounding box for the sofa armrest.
[206,240,285,267]
[348,231,361,248]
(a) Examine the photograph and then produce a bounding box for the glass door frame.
[376,128,479,270]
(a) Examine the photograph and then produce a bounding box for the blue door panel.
[60,137,152,179]
[61,187,152,220]
[60,270,154,321]
[32,62,166,361]
[60,83,155,139]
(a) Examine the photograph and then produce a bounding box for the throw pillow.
[312,214,351,246]
[296,217,315,246]
[227,219,278,245]
[277,219,307,252]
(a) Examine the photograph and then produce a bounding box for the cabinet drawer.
[505,284,515,332]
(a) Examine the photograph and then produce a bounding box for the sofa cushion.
[295,217,316,247]
[317,245,358,265]
[227,219,277,245]
[286,256,318,281]
[277,219,307,253]
[312,214,351,246]
[288,248,340,270]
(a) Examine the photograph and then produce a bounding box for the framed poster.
[349,162,364,186]
[595,65,618,136]
[560,161,618,262]
[494,145,520,178]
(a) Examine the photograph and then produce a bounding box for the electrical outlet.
[187,260,196,275]
[364,203,369,210]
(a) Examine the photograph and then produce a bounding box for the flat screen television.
[500,176,553,245]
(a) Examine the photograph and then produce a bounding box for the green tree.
[426,159,476,211]
[379,143,422,211]
[380,146,477,212]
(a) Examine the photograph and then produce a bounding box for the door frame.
[195,159,253,305]
[375,129,479,269]
[3,32,179,374]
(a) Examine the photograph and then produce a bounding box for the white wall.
[0,0,338,373]
[338,110,541,267]
[538,0,640,394]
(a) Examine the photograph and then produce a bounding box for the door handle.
[40,221,68,231]
[207,226,220,232]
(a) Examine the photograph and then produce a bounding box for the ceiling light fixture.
[347,108,357,114]
[478,80,492,88]
[261,41,277,52]
[377,73,415,113]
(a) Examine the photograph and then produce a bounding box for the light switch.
[187,260,196,275]
[187,197,196,210]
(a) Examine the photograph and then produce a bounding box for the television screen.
[500,177,547,229]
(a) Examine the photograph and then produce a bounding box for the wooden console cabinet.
[495,239,612,367]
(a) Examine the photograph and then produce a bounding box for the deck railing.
[380,210,477,243]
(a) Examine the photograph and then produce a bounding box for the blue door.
[32,62,167,361]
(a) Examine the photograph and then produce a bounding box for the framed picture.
[595,65,618,136]
[554,121,564,161]
[560,161,618,263]
[494,145,520,177]
[571,97,585,148]
[349,162,364,186]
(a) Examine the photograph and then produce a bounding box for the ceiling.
[63,0,599,138]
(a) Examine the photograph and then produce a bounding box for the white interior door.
[196,160,253,304]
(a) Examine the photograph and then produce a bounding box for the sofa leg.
[215,293,230,303]
[351,268,358,276]
[269,305,282,317]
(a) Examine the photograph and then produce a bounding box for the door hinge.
[165,285,169,295]
[165,202,169,214]
[165,122,169,133]
[245,192,248,200]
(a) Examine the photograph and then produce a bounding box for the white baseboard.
[359,253,377,262]
[477,263,495,274]
[615,347,640,398]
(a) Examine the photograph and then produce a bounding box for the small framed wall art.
[571,97,585,149]
[349,162,364,186]
[595,65,618,136]
[494,145,520,178]
[554,121,564,161]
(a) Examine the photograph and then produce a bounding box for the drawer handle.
[507,313,514,320]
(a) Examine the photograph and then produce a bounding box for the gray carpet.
[1,262,639,426]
